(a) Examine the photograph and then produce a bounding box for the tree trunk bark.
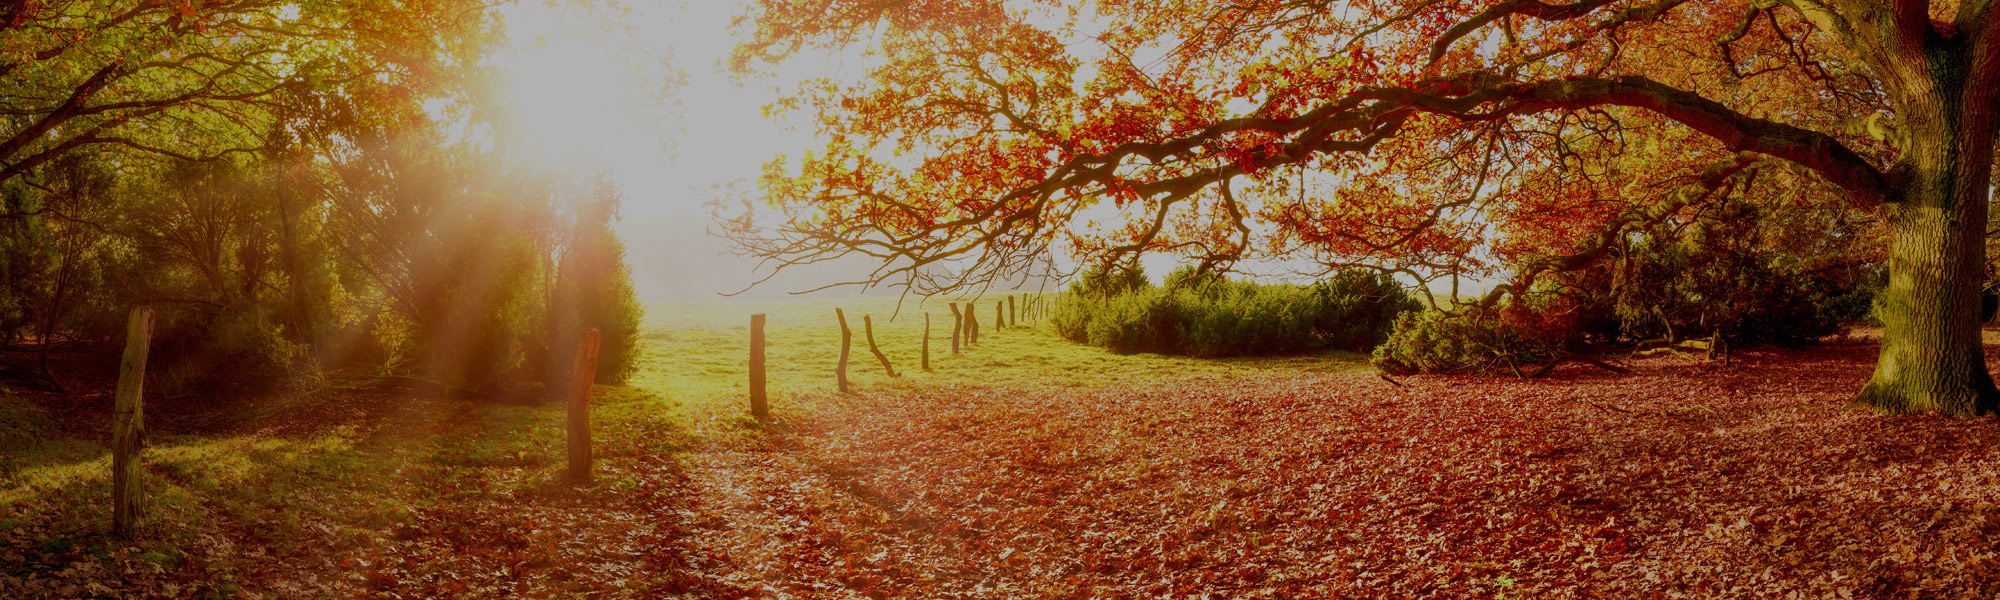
[1855,83,2000,415]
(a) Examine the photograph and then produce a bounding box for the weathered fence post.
[863,315,897,376]
[112,306,153,538]
[967,302,979,344]
[922,313,932,371]
[835,308,852,393]
[1009,295,1017,328]
[949,303,962,355]
[996,302,1005,332]
[568,328,601,484]
[750,313,768,421]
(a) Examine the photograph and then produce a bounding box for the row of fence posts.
[744,293,1051,422]
[106,293,1053,537]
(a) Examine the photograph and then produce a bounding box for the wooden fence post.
[949,303,962,355]
[750,314,768,421]
[835,308,852,393]
[863,315,897,376]
[111,306,153,538]
[967,302,979,344]
[996,302,1005,332]
[568,328,601,484]
[922,313,932,371]
[1009,295,1017,328]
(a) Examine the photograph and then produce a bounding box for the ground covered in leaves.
[687,333,2000,598]
[7,318,2000,598]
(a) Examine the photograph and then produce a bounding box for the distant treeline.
[1050,264,1420,357]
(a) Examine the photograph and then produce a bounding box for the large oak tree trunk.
[1855,77,2000,415]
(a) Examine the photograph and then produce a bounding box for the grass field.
[634,296,1366,419]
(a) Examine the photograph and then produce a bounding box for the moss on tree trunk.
[1854,88,2000,416]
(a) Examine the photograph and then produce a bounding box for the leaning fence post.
[949,303,962,355]
[112,306,153,538]
[863,315,897,376]
[750,314,768,421]
[835,308,852,393]
[568,328,601,484]
[922,313,932,371]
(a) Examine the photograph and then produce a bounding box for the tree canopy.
[0,1,487,185]
[730,0,2000,414]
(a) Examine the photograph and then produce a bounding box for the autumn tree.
[0,0,490,185]
[0,0,511,390]
[729,0,2000,414]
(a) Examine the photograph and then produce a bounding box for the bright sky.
[495,0,890,302]
[496,0,818,220]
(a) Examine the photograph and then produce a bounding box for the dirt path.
[676,340,2000,599]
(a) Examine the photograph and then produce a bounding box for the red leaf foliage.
[686,335,2000,598]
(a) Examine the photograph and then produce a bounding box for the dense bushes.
[1371,200,1881,376]
[1371,302,1578,376]
[1052,265,1419,357]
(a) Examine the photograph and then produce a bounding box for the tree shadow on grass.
[0,380,737,599]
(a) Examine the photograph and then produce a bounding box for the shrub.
[1371,303,1575,376]
[1056,266,1419,357]
[1611,217,1877,346]
[1072,262,1149,299]
[584,232,643,384]
[1375,204,1883,376]
[1083,289,1175,353]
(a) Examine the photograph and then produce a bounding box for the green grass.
[636,296,1367,419]
[0,296,1368,595]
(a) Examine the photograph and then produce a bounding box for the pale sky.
[498,0,819,220]
[495,0,893,302]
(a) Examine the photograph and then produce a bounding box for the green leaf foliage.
[1053,265,1419,357]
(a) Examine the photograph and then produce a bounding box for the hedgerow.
[1052,265,1419,357]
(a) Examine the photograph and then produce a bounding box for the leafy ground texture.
[683,330,2000,599]
[5,298,2000,598]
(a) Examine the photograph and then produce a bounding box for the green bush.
[1371,303,1573,376]
[1374,200,1882,376]
[1612,212,1877,346]
[1072,262,1149,299]
[584,232,643,384]
[1055,265,1419,357]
